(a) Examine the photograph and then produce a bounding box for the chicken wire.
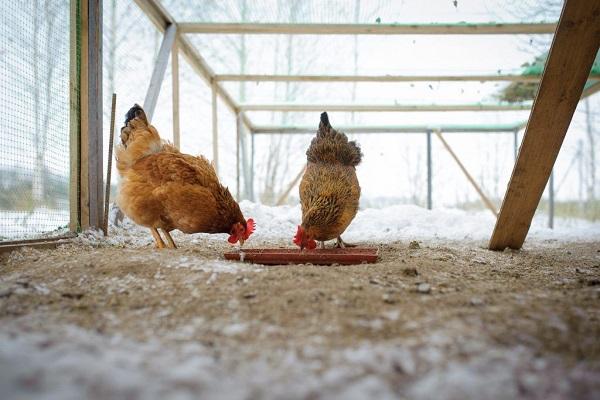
[0,0,71,240]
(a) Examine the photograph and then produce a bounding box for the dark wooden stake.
[103,93,116,236]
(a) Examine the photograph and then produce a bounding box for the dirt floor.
[1,232,600,399]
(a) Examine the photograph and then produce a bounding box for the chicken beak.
[239,238,245,247]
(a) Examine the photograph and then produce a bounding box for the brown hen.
[294,112,362,250]
[115,105,254,249]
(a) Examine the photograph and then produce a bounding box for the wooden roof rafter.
[179,22,557,35]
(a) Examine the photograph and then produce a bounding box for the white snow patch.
[0,322,598,400]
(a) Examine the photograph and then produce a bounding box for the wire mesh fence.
[0,0,71,241]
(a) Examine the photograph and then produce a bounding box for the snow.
[0,320,596,400]
[239,201,600,245]
[3,202,599,245]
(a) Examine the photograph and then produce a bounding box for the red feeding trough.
[224,248,379,265]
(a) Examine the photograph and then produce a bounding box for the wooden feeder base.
[224,248,379,265]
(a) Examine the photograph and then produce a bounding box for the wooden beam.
[144,23,176,121]
[489,0,600,250]
[252,124,523,134]
[435,131,498,217]
[172,40,180,149]
[215,73,600,83]
[69,0,81,231]
[134,0,254,132]
[79,0,104,231]
[212,81,219,175]
[240,103,531,112]
[180,22,557,35]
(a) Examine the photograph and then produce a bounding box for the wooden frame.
[239,103,531,112]
[252,124,522,135]
[489,0,600,250]
[123,1,597,252]
[215,73,600,83]
[179,22,557,35]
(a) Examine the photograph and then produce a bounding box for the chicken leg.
[162,229,178,249]
[320,241,326,249]
[150,228,166,249]
[336,236,356,249]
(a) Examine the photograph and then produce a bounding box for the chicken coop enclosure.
[1,0,599,249]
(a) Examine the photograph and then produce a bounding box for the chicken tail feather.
[306,112,362,166]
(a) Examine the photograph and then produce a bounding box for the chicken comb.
[244,218,255,239]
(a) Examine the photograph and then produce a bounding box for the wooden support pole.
[103,93,116,236]
[489,0,600,250]
[144,23,176,121]
[250,133,255,202]
[236,113,241,200]
[69,0,81,231]
[215,73,600,83]
[79,0,104,231]
[548,170,555,229]
[171,40,180,149]
[179,22,557,35]
[239,103,531,112]
[211,81,219,175]
[276,167,306,206]
[426,131,432,210]
[435,131,498,216]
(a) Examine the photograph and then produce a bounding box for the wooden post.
[143,23,176,121]
[103,93,116,236]
[250,133,255,201]
[548,171,555,229]
[171,40,180,149]
[79,0,104,231]
[435,131,498,216]
[236,113,241,200]
[69,0,81,231]
[212,80,219,175]
[489,0,600,250]
[426,131,432,210]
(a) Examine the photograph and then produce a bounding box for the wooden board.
[489,0,600,250]
[224,248,379,266]
[179,22,557,35]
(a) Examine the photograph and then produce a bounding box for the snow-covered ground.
[1,318,596,400]
[3,202,599,244]
[2,202,600,399]
[71,201,600,251]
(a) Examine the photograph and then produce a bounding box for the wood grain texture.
[489,0,600,250]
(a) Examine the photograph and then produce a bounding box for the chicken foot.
[150,228,167,249]
[336,236,357,249]
[162,229,178,249]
